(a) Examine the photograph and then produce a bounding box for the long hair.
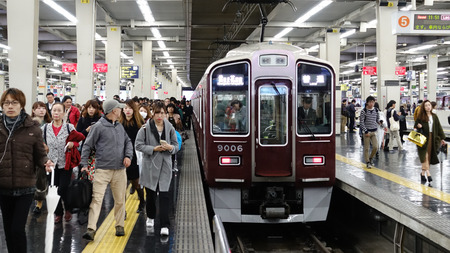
[139,104,152,121]
[81,99,102,118]
[418,100,432,122]
[31,101,51,123]
[120,99,144,128]
[385,100,396,110]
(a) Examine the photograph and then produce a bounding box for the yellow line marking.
[82,184,141,253]
[336,154,450,204]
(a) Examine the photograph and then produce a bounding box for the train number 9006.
[217,145,243,152]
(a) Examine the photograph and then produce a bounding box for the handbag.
[408,130,427,147]
[389,115,400,131]
[67,171,92,210]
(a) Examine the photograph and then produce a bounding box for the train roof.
[197,42,334,86]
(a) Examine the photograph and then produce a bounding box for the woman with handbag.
[386,100,403,151]
[414,100,446,185]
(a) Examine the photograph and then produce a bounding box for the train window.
[259,84,288,145]
[211,62,249,135]
[297,63,333,135]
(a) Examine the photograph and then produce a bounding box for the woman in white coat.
[135,102,178,237]
[374,102,387,152]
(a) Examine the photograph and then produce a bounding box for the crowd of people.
[342,96,447,186]
[0,88,192,252]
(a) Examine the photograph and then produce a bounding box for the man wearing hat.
[80,99,133,241]
[298,96,317,126]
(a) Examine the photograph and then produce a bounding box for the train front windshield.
[297,62,333,135]
[211,62,250,135]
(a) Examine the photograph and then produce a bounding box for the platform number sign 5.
[398,16,410,28]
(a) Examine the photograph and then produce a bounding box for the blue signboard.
[121,66,139,79]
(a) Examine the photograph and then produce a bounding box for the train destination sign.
[217,74,244,86]
[121,66,139,79]
[394,11,450,34]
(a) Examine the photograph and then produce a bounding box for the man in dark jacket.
[80,99,133,241]
[347,99,357,132]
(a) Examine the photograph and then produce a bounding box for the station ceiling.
[1,0,450,90]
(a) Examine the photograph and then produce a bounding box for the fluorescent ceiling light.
[49,68,62,73]
[294,0,333,25]
[120,52,130,58]
[95,33,104,40]
[170,65,174,69]
[151,28,162,39]
[400,5,412,11]
[157,41,167,49]
[368,57,378,62]
[367,19,377,27]
[136,0,155,23]
[407,44,436,52]
[307,45,319,52]
[43,0,77,23]
[163,51,170,57]
[274,28,293,39]
[128,60,134,64]
[437,71,448,75]
[341,70,354,75]
[167,59,173,64]
[346,61,362,67]
[0,43,10,50]
[52,59,62,65]
[341,29,356,38]
[37,54,46,60]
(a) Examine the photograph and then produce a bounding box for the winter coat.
[135,119,178,192]
[347,103,356,117]
[66,105,80,127]
[0,114,48,193]
[64,130,85,170]
[80,117,133,170]
[42,122,76,169]
[123,118,143,172]
[76,115,101,137]
[414,114,446,164]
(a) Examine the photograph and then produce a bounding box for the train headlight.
[219,156,241,166]
[303,156,325,166]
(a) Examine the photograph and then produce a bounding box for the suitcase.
[67,171,92,210]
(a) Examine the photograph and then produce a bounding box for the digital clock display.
[414,14,450,30]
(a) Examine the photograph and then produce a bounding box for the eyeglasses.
[2,100,20,106]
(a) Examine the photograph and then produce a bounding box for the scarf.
[3,110,26,134]
[149,119,166,143]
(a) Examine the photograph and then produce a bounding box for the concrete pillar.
[409,78,415,104]
[325,32,341,135]
[150,65,156,99]
[319,43,326,60]
[38,67,46,101]
[105,26,121,100]
[419,72,425,101]
[7,0,39,112]
[0,75,5,95]
[171,69,178,99]
[376,3,399,109]
[76,0,96,104]
[70,73,78,101]
[361,74,371,102]
[133,49,143,98]
[142,41,153,99]
[426,54,438,102]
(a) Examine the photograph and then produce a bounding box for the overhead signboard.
[362,66,377,75]
[62,63,77,72]
[121,66,139,79]
[393,11,450,34]
[395,66,406,75]
[93,63,108,73]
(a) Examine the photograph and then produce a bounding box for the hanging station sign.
[395,66,406,75]
[362,66,377,75]
[393,11,450,34]
[121,66,139,79]
[93,63,108,73]
[62,63,77,72]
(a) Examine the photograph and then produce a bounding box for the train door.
[254,79,292,177]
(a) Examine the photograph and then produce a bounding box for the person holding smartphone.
[135,101,179,237]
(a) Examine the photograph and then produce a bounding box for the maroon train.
[191,42,336,223]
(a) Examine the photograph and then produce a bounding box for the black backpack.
[66,171,92,210]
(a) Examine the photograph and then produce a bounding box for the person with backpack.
[359,96,382,168]
[386,100,403,152]
[42,102,84,224]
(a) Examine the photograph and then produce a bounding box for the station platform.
[0,130,214,253]
[336,132,450,250]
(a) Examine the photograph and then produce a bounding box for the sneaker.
[420,174,427,184]
[160,227,169,236]
[146,218,154,227]
[370,159,375,167]
[366,162,371,169]
[83,228,96,241]
[54,215,62,224]
[64,211,72,222]
[115,226,125,236]
[427,176,433,182]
